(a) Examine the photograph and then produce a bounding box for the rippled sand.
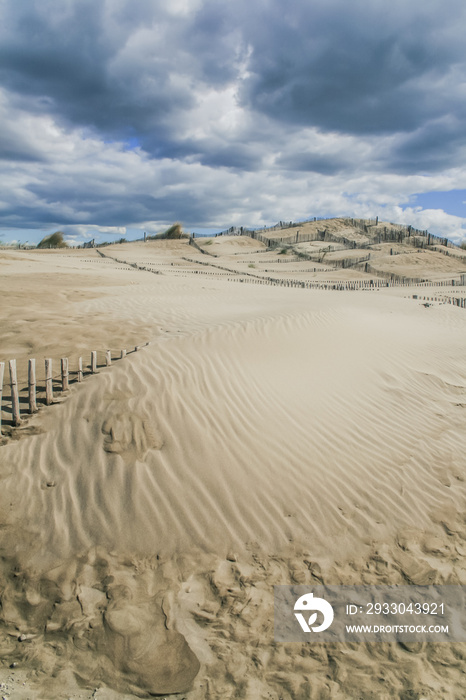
[1,235,466,698]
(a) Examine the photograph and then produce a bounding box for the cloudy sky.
[1,0,466,245]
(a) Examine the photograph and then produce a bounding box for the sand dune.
[4,294,466,563]
[1,233,466,698]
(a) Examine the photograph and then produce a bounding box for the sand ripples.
[3,296,465,569]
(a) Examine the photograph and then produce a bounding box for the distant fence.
[0,344,149,438]
[443,294,466,307]
[181,256,466,291]
[247,229,325,247]
[93,241,466,291]
[412,294,466,308]
[95,244,466,292]
[188,237,217,257]
[216,219,326,237]
[235,218,460,252]
[430,245,466,260]
[96,248,163,272]
[247,227,372,250]
[325,254,371,269]
[354,261,430,284]
[224,275,466,291]
[342,219,455,249]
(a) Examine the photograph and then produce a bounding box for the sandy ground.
[1,230,466,699]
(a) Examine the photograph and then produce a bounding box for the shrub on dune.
[149,223,188,240]
[37,231,68,248]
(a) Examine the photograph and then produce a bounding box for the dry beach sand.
[1,221,466,698]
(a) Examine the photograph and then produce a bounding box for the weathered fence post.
[0,362,4,435]
[120,349,126,359]
[61,357,69,391]
[105,350,111,367]
[45,358,53,405]
[77,357,83,382]
[91,351,97,373]
[28,359,37,413]
[9,360,21,426]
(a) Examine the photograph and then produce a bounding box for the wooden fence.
[343,219,455,249]
[96,244,466,292]
[223,275,466,292]
[0,344,149,438]
[238,218,460,252]
[412,294,466,307]
[324,254,371,270]
[430,246,466,261]
[180,256,466,291]
[188,237,218,257]
[96,249,163,272]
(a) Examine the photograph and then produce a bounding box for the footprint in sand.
[102,412,163,460]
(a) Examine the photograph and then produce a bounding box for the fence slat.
[9,360,21,426]
[61,357,69,391]
[28,359,37,413]
[0,362,4,436]
[45,358,53,405]
[0,340,151,441]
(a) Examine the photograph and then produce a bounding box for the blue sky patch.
[412,190,466,218]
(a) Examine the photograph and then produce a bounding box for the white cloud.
[385,207,466,244]
[61,225,127,240]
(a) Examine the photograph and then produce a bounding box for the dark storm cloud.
[20,185,161,227]
[0,0,195,152]
[1,0,466,162]
[389,117,466,173]
[0,0,252,166]
[239,0,466,134]
[0,128,43,162]
[1,0,466,239]
[0,190,164,229]
[275,151,351,176]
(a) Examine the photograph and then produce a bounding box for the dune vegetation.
[36,230,68,248]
